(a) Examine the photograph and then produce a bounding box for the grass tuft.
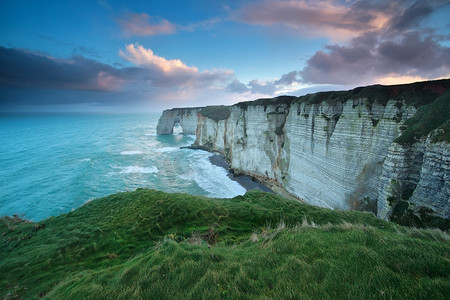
[395,90,450,144]
[1,189,449,299]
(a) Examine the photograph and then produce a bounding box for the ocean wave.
[120,150,144,155]
[115,166,158,174]
[177,172,194,181]
[190,152,246,198]
[79,158,91,162]
[150,147,179,153]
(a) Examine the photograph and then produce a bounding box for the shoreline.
[208,154,274,194]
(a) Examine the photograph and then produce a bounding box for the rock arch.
[156,107,201,135]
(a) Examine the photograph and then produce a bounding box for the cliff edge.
[157,79,450,229]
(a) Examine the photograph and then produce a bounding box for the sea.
[0,113,246,221]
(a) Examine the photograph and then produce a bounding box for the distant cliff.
[157,79,450,228]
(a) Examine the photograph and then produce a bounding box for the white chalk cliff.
[157,80,450,223]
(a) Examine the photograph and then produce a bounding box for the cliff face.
[157,80,450,224]
[156,107,201,134]
[377,139,449,220]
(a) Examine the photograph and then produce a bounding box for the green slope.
[1,189,449,299]
[395,89,450,144]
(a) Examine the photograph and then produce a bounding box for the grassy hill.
[1,189,449,299]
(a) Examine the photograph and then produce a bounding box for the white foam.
[120,150,144,155]
[150,147,178,153]
[173,123,183,134]
[190,152,246,198]
[80,158,91,162]
[178,172,194,181]
[114,166,158,174]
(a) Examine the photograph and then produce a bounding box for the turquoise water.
[0,113,246,221]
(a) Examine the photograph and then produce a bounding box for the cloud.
[114,10,222,37]
[0,46,123,91]
[248,80,277,95]
[300,29,450,85]
[119,43,233,88]
[233,0,391,40]
[226,71,301,96]
[0,45,234,111]
[389,1,434,32]
[115,12,176,36]
[234,0,448,39]
[119,44,197,73]
[274,71,298,85]
[233,0,450,85]
[226,79,249,93]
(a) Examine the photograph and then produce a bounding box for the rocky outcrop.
[377,139,449,220]
[411,141,449,217]
[156,107,202,134]
[157,80,450,225]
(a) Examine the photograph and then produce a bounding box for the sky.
[0,0,449,112]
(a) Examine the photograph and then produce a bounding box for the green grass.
[394,89,450,144]
[295,79,450,107]
[199,106,231,122]
[235,95,296,111]
[234,79,449,109]
[432,119,450,143]
[1,189,449,299]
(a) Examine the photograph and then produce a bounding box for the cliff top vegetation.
[1,189,449,299]
[395,89,450,144]
[235,95,296,111]
[234,79,450,109]
[199,106,231,122]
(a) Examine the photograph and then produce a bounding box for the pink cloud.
[233,1,450,86]
[116,12,176,36]
[119,43,233,89]
[300,30,450,85]
[96,71,124,91]
[233,0,391,41]
[119,44,197,74]
[375,74,450,86]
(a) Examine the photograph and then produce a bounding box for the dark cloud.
[234,0,450,85]
[274,71,299,85]
[0,47,122,91]
[390,1,434,31]
[0,46,233,110]
[226,79,249,93]
[297,0,450,85]
[378,32,449,71]
[0,47,139,109]
[301,30,450,85]
[0,46,232,91]
[234,0,382,34]
[236,0,446,36]
[226,71,301,95]
[248,80,277,95]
